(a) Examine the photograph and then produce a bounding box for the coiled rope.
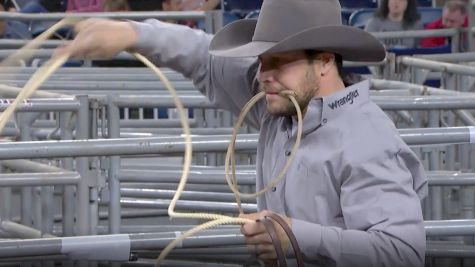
[0,18,304,267]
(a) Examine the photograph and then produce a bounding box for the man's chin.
[267,108,295,117]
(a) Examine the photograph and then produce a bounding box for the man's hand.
[56,19,138,59]
[239,210,292,266]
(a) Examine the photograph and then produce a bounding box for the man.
[60,0,427,266]
[420,0,467,48]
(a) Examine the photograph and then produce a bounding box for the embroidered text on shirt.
[327,90,359,110]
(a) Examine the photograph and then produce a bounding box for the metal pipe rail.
[120,188,256,203]
[372,95,475,110]
[372,28,458,39]
[0,172,80,186]
[370,79,474,96]
[118,169,255,184]
[0,39,65,48]
[425,220,475,236]
[108,94,475,110]
[426,243,475,258]
[1,228,474,261]
[3,80,197,91]
[1,159,68,173]
[120,198,257,213]
[399,56,475,76]
[0,230,244,260]
[0,127,474,159]
[416,51,475,62]
[0,11,209,21]
[0,84,69,98]
[0,98,80,112]
[0,67,179,74]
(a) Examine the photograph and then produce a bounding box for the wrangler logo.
[327,90,359,110]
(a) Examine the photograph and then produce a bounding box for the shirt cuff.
[290,218,323,260]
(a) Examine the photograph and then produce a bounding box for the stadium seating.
[349,7,442,29]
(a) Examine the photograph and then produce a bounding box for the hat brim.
[209,19,386,62]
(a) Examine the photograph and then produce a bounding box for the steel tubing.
[0,172,80,187]
[120,198,257,213]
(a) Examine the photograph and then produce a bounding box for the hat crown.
[253,0,343,42]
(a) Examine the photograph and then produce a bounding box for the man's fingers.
[244,232,273,244]
[241,220,266,236]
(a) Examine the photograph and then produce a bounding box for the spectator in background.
[0,1,31,39]
[103,0,129,12]
[420,0,467,48]
[365,0,422,48]
[2,0,17,11]
[161,0,219,28]
[181,0,220,11]
[128,0,161,11]
[21,0,67,13]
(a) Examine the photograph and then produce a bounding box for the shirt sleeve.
[291,149,426,267]
[130,19,265,129]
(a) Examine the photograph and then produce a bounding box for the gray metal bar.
[0,134,258,159]
[0,11,208,21]
[417,52,475,62]
[425,220,475,236]
[427,243,475,257]
[429,173,475,186]
[0,220,42,239]
[0,238,61,257]
[118,169,254,184]
[0,98,80,112]
[129,230,245,250]
[122,259,242,267]
[0,84,68,98]
[1,160,67,173]
[108,100,121,235]
[60,111,75,237]
[3,80,196,91]
[75,95,91,236]
[120,188,255,203]
[0,172,80,187]
[0,127,473,159]
[400,56,475,76]
[372,95,475,110]
[121,198,257,213]
[372,28,457,39]
[113,95,212,108]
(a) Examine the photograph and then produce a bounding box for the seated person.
[161,0,219,28]
[365,0,423,49]
[420,0,467,48]
[0,2,31,39]
[2,0,17,11]
[21,0,67,13]
[103,0,129,12]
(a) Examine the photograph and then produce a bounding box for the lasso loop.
[0,18,304,267]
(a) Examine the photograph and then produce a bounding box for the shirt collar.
[282,80,370,136]
[321,80,370,123]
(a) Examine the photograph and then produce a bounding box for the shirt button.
[285,150,291,156]
[322,118,328,124]
[271,187,277,192]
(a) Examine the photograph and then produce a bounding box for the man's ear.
[317,53,335,76]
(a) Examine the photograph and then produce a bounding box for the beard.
[260,68,319,116]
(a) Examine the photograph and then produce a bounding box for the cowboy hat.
[209,0,386,62]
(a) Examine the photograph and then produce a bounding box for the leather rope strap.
[265,213,305,266]
[259,217,287,267]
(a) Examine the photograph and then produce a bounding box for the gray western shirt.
[131,20,428,267]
